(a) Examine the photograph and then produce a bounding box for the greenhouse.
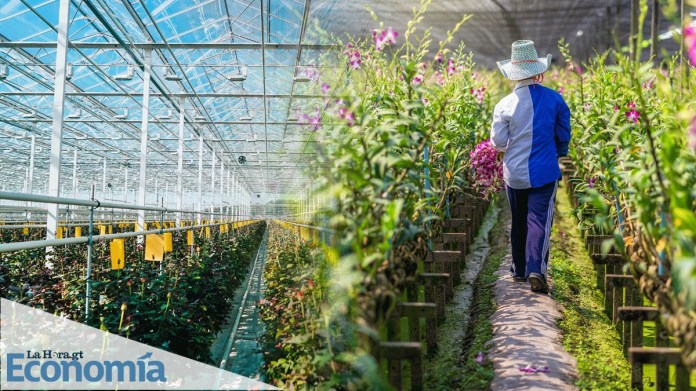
[0,0,695,390]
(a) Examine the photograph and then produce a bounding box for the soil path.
[488,206,578,390]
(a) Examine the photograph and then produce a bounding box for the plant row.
[0,221,265,363]
[547,34,696,369]
[278,0,504,387]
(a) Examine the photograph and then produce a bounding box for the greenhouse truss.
[1,0,696,390]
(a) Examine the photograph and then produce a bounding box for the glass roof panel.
[0,0,334,200]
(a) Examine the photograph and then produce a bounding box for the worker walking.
[490,40,572,294]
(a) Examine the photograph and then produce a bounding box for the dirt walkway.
[488,207,578,390]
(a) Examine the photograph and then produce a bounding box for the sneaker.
[528,273,549,294]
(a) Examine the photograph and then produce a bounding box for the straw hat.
[496,40,552,81]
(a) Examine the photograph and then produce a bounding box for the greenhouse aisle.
[213,226,269,380]
[488,206,579,390]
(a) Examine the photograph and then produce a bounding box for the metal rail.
[0,42,338,50]
[0,191,230,215]
[0,221,251,253]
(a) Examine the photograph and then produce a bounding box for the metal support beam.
[124,166,129,203]
[0,92,324,98]
[137,48,152,239]
[210,149,216,221]
[176,97,185,227]
[219,159,224,215]
[45,0,70,246]
[101,158,107,199]
[0,42,337,50]
[28,134,35,195]
[72,149,78,198]
[197,135,203,224]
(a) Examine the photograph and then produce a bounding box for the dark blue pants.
[506,181,558,278]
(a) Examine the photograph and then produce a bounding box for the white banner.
[0,298,277,390]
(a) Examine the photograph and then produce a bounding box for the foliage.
[549,31,696,368]
[297,0,501,385]
[259,222,330,389]
[0,222,265,363]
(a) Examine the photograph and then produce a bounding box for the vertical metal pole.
[220,160,224,216]
[137,48,152,239]
[650,0,659,61]
[210,149,216,222]
[124,166,129,203]
[101,158,107,199]
[46,0,70,244]
[197,135,203,224]
[85,185,95,320]
[232,169,237,221]
[72,149,78,199]
[176,97,185,226]
[28,134,35,195]
[226,167,231,218]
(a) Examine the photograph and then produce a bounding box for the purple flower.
[305,67,320,81]
[684,26,696,67]
[421,98,430,105]
[342,43,354,55]
[688,115,696,150]
[558,87,564,95]
[588,177,597,188]
[308,108,321,131]
[434,52,444,63]
[584,102,591,111]
[447,59,456,76]
[434,71,445,86]
[321,82,331,94]
[470,139,503,197]
[625,109,640,124]
[346,49,361,70]
[383,27,398,44]
[519,365,549,374]
[475,352,484,364]
[335,101,356,126]
[372,27,398,51]
[412,74,424,86]
[642,78,654,90]
[470,86,486,104]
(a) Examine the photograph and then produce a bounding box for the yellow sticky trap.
[108,225,113,234]
[205,227,211,238]
[110,239,125,270]
[23,226,29,235]
[145,234,164,261]
[75,227,82,238]
[57,227,63,239]
[164,233,173,252]
[134,223,139,232]
[99,225,106,235]
[144,222,148,231]
[187,230,194,246]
